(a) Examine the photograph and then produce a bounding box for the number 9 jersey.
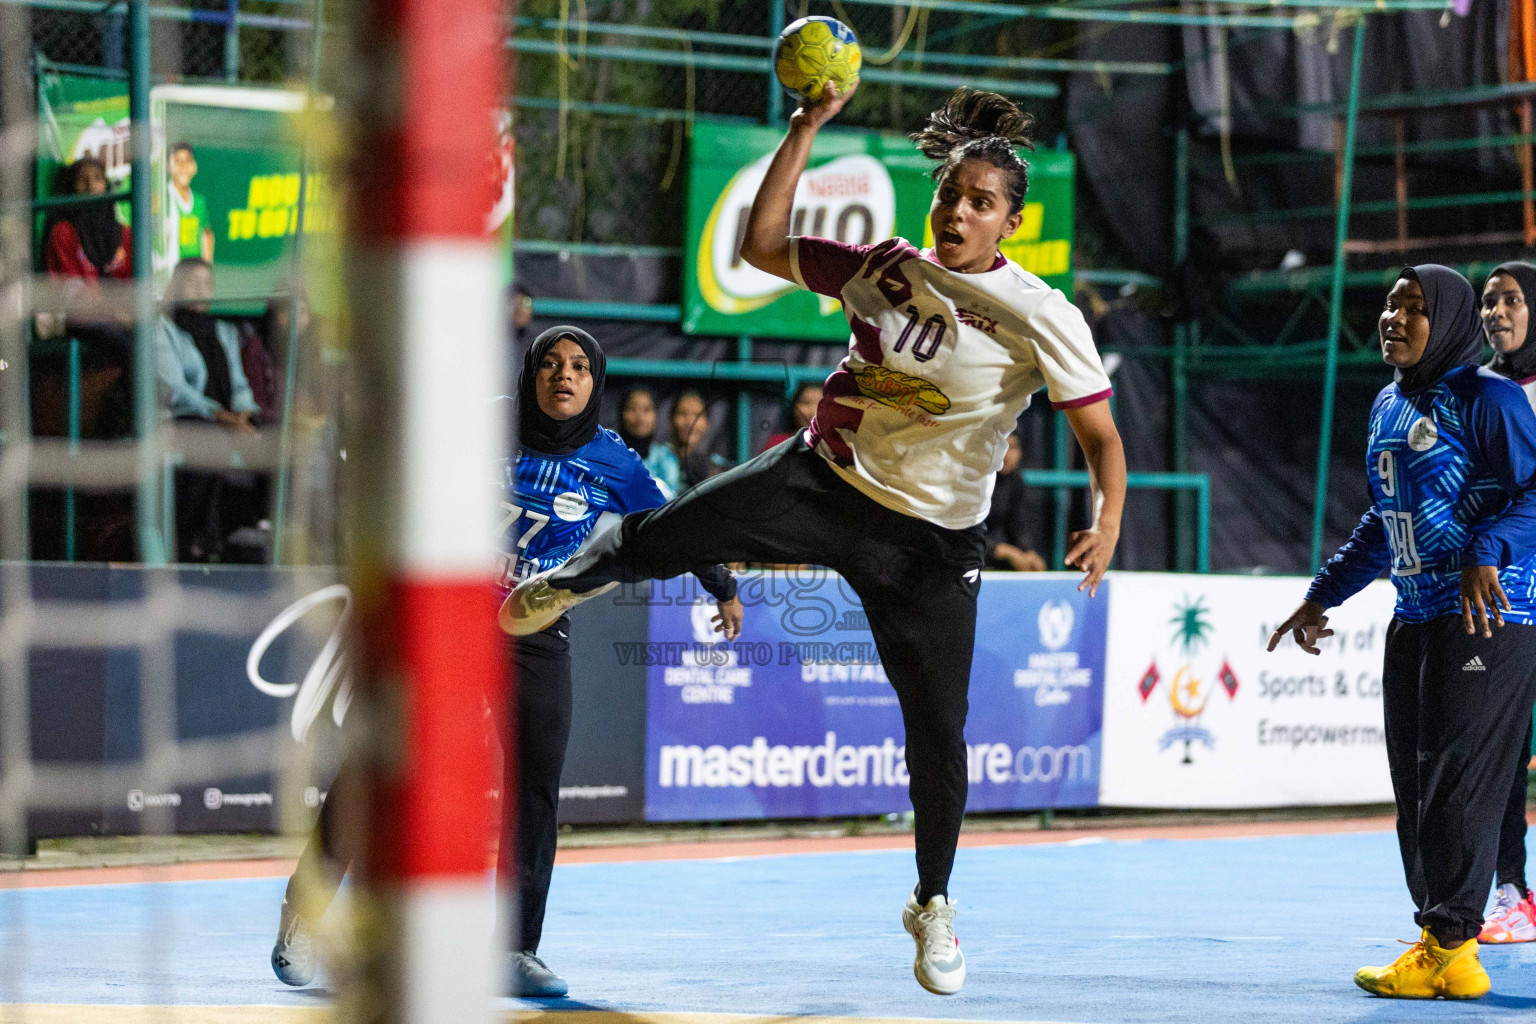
[1308,365,1536,622]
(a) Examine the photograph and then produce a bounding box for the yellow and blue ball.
[773,16,861,104]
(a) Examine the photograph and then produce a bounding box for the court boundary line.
[0,815,1416,889]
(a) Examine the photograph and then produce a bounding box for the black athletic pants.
[1498,718,1534,893]
[550,436,985,902]
[288,628,574,958]
[1382,616,1536,944]
[506,620,573,955]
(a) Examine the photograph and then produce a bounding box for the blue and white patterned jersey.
[1308,366,1536,623]
[496,427,670,590]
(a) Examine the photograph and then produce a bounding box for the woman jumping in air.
[502,85,1126,996]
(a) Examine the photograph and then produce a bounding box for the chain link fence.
[512,0,1077,247]
[28,0,311,83]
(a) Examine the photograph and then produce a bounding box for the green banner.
[682,121,1074,340]
[37,73,131,226]
[37,76,332,309]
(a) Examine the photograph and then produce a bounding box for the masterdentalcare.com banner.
[642,572,1106,822]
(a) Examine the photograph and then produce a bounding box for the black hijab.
[1485,261,1536,383]
[616,386,655,459]
[43,161,124,275]
[174,306,233,411]
[518,325,606,456]
[1394,264,1485,395]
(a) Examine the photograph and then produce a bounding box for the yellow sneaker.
[1354,929,1490,1000]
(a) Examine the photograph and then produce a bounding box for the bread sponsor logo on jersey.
[1407,414,1438,451]
[852,365,950,415]
[696,152,895,314]
[1135,595,1239,764]
[954,307,999,336]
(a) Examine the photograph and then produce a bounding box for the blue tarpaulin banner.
[642,571,1107,822]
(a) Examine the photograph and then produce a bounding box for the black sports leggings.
[288,628,573,957]
[505,621,573,954]
[1382,617,1536,944]
[550,436,985,902]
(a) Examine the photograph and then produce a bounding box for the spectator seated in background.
[985,431,1047,572]
[669,389,728,492]
[39,155,135,437]
[760,381,822,453]
[617,385,681,498]
[43,156,131,306]
[242,286,310,425]
[156,258,259,430]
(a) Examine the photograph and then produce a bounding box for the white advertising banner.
[1100,573,1398,808]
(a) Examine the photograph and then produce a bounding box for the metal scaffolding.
[6,0,1530,573]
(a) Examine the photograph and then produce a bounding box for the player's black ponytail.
[910,89,1036,215]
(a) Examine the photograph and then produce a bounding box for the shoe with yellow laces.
[1354,929,1490,999]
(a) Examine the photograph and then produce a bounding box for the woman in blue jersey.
[1477,261,1536,944]
[499,325,742,997]
[267,326,741,995]
[1269,265,1536,1000]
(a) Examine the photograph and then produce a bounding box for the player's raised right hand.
[791,79,858,133]
[1266,599,1333,655]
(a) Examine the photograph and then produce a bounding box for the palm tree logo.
[1143,595,1233,764]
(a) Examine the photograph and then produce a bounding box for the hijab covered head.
[1393,264,1485,395]
[44,158,124,275]
[1485,261,1536,382]
[517,325,606,456]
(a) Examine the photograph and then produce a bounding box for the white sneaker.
[510,951,569,997]
[501,568,616,636]
[271,897,316,987]
[902,889,966,995]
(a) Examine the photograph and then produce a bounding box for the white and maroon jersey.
[790,235,1112,529]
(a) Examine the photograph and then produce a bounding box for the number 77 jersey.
[496,427,671,591]
[790,235,1113,530]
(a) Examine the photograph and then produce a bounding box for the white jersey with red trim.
[790,235,1113,530]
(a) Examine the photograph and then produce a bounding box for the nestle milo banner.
[37,75,331,306]
[683,121,1074,340]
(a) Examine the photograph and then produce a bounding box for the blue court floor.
[2,828,1534,1023]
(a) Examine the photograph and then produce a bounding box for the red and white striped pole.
[344,1,507,1021]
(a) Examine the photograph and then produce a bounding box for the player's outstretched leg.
[502,438,836,635]
[849,515,982,996]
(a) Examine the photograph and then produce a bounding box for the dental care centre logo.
[1013,600,1092,706]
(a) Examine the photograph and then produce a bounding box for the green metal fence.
[8,0,1518,573]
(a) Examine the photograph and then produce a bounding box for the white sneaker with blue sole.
[510,951,569,998]
[271,898,316,987]
[902,889,965,995]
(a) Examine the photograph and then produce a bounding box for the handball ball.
[774,16,861,103]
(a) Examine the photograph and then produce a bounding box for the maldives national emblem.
[1137,595,1239,764]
